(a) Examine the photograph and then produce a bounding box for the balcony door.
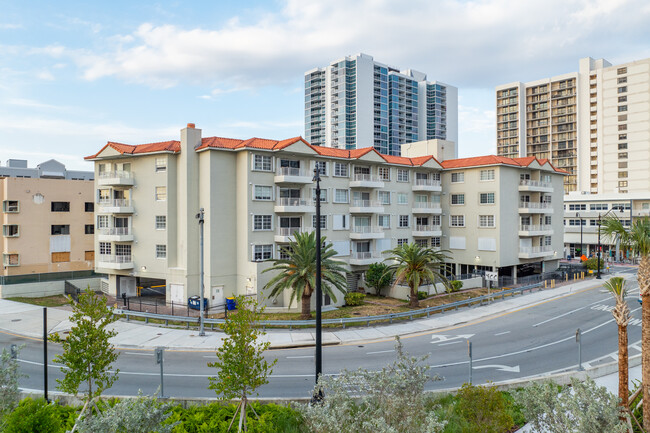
[279,217,301,235]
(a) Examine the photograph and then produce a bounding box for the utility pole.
[197,208,206,336]
[312,167,323,402]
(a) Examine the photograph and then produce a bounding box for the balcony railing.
[519,179,552,189]
[519,202,552,210]
[519,246,554,255]
[351,251,379,260]
[276,227,308,237]
[351,200,382,208]
[519,225,552,232]
[351,225,383,234]
[414,178,442,187]
[413,202,441,209]
[99,199,132,207]
[98,254,132,263]
[98,227,132,236]
[276,198,312,207]
[352,174,381,182]
[99,170,133,180]
[414,225,442,232]
[277,167,308,177]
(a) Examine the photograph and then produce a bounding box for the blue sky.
[1,0,649,170]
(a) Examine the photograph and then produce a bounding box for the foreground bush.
[3,398,75,433]
[582,257,604,270]
[453,383,514,433]
[299,337,445,433]
[344,292,365,306]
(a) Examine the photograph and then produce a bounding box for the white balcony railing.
[351,225,383,234]
[276,227,306,237]
[519,202,552,210]
[413,202,442,209]
[519,224,552,232]
[276,198,312,207]
[98,254,132,263]
[351,251,379,260]
[414,178,442,187]
[519,246,554,255]
[351,199,382,208]
[519,179,552,189]
[98,227,131,236]
[277,167,308,177]
[352,173,382,182]
[99,170,133,179]
[414,225,442,232]
[99,199,132,207]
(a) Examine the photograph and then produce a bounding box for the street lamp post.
[576,212,583,259]
[197,208,206,336]
[312,167,323,397]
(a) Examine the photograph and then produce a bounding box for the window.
[51,202,70,212]
[397,169,409,182]
[619,162,628,169]
[155,158,167,172]
[398,215,409,228]
[397,238,408,247]
[617,67,627,75]
[545,216,552,225]
[97,215,109,229]
[618,86,627,93]
[590,203,608,211]
[378,215,390,228]
[115,244,131,257]
[254,185,272,201]
[156,244,167,259]
[311,188,328,203]
[397,193,408,205]
[619,124,627,131]
[451,194,465,205]
[334,189,349,203]
[155,187,167,201]
[84,224,94,234]
[415,239,428,248]
[450,215,465,227]
[619,171,628,178]
[431,237,441,247]
[617,76,627,84]
[51,225,70,235]
[312,215,327,229]
[314,161,328,176]
[333,162,348,177]
[378,167,390,181]
[155,215,166,230]
[619,114,628,121]
[619,134,627,140]
[85,202,94,212]
[3,225,18,237]
[253,245,273,261]
[52,252,70,263]
[479,193,495,204]
[85,251,94,261]
[619,152,628,159]
[618,96,627,103]
[618,143,628,150]
[480,169,495,181]
[378,191,390,205]
[3,254,19,266]
[544,236,552,246]
[618,105,628,112]
[333,214,349,230]
[253,154,272,171]
[451,172,464,183]
[479,215,495,228]
[619,181,628,188]
[568,204,586,211]
[2,201,19,213]
[99,242,111,255]
[253,215,272,231]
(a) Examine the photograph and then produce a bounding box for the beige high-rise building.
[85,124,565,307]
[496,56,650,195]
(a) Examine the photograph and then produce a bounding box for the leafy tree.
[263,231,348,319]
[300,337,445,433]
[51,289,119,409]
[454,383,514,433]
[365,262,391,296]
[603,276,631,408]
[208,295,277,432]
[0,346,23,422]
[383,242,450,308]
[515,377,628,433]
[601,216,650,428]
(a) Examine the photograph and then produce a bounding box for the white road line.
[203,355,218,358]
[125,352,154,356]
[532,306,587,327]
[286,355,314,359]
[366,349,394,355]
[438,341,462,347]
[494,331,511,336]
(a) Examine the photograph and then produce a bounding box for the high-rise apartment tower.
[305,53,458,156]
[496,56,650,194]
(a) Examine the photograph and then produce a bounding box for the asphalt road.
[7,267,642,400]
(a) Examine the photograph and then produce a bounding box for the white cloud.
[0,23,22,30]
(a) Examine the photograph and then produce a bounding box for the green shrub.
[344,292,365,306]
[365,263,392,296]
[582,257,604,270]
[417,291,428,300]
[449,280,463,293]
[3,397,75,433]
[453,383,514,433]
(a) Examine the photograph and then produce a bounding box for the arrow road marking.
[430,334,474,344]
[472,364,520,373]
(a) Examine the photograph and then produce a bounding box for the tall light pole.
[576,212,583,259]
[312,167,323,399]
[197,208,206,336]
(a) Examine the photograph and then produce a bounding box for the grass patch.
[8,295,70,307]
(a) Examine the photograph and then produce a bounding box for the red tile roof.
[195,136,307,151]
[440,154,566,173]
[84,141,180,159]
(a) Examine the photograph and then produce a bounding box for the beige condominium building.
[0,159,95,283]
[496,56,650,195]
[85,124,565,308]
[563,192,650,260]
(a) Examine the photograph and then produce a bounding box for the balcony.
[349,174,385,188]
[518,179,553,193]
[274,227,312,243]
[349,251,381,266]
[518,225,554,236]
[274,167,312,184]
[97,254,134,270]
[564,226,597,233]
[97,171,134,186]
[518,246,555,259]
[518,202,553,214]
[412,202,442,214]
[274,198,315,213]
[412,178,442,192]
[350,225,385,240]
[412,225,442,237]
[98,199,134,214]
[349,200,385,214]
[97,227,134,242]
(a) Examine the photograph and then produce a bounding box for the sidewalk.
[0,276,606,351]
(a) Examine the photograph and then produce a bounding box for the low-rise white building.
[85,124,566,307]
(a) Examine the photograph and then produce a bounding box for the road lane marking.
[430,334,474,344]
[366,350,394,355]
[494,331,510,336]
[532,306,587,327]
[286,355,314,359]
[472,364,520,373]
[125,352,154,356]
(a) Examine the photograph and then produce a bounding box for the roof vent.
[187,123,196,129]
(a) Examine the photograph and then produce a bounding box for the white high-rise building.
[496,56,650,195]
[305,53,458,157]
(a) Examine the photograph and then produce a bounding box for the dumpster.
[188,295,208,311]
[226,297,237,310]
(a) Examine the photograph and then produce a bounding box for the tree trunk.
[301,293,312,320]
[619,323,629,408]
[409,283,419,308]
[640,255,650,429]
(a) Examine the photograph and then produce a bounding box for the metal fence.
[118,295,237,319]
[0,270,106,286]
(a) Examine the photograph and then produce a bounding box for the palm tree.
[601,216,650,426]
[262,231,348,320]
[603,276,631,408]
[383,242,450,308]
